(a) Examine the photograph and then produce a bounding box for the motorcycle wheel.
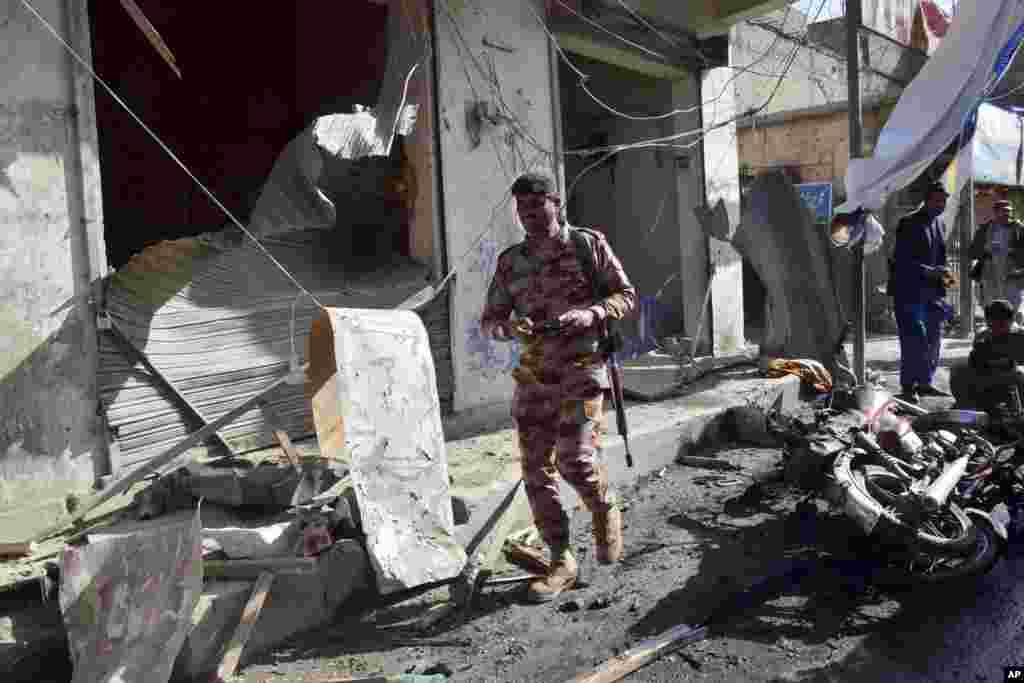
[857,465,978,554]
[870,515,1002,588]
[833,454,977,555]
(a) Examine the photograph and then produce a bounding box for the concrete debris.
[212,571,275,682]
[728,406,779,447]
[676,455,742,472]
[185,461,341,510]
[173,540,369,681]
[202,521,297,560]
[620,347,760,401]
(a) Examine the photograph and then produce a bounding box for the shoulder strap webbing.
[569,228,606,298]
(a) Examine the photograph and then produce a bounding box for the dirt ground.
[14,335,1020,683]
[234,437,924,683]
[234,336,1024,683]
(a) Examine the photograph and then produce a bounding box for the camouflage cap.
[510,172,558,196]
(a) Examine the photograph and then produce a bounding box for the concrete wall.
[0,0,106,541]
[736,106,890,330]
[434,0,558,413]
[560,56,688,351]
[737,107,888,192]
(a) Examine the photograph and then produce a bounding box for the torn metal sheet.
[60,509,202,683]
[309,307,465,593]
[246,0,428,239]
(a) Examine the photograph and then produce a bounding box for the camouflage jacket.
[481,224,636,387]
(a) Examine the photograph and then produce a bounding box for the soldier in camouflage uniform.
[481,172,636,602]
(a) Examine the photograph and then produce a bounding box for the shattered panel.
[246,0,428,239]
[318,307,465,593]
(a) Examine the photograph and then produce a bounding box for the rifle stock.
[602,323,633,468]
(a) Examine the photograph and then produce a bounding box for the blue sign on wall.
[795,182,833,224]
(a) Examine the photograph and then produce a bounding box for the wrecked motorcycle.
[771,385,1024,586]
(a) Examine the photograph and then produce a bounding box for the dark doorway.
[89,0,392,269]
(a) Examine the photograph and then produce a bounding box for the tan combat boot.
[593,505,623,564]
[526,547,577,603]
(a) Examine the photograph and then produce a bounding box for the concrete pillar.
[671,74,710,354]
[700,46,745,356]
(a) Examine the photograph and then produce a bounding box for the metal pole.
[958,181,974,339]
[846,0,866,384]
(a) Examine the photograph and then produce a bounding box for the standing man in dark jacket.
[968,199,1024,321]
[891,181,953,404]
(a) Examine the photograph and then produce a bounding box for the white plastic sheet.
[838,1,1024,214]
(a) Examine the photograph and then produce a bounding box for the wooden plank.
[118,0,182,78]
[215,571,275,681]
[204,557,318,580]
[258,400,301,467]
[566,623,709,683]
[0,542,36,559]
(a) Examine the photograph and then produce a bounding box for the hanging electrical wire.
[526,0,802,124]
[17,0,332,312]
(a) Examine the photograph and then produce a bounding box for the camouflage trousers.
[511,380,614,551]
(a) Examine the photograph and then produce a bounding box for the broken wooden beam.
[204,557,318,580]
[675,455,742,472]
[451,479,524,608]
[277,673,447,683]
[258,399,302,468]
[482,573,541,586]
[118,0,182,78]
[565,622,710,683]
[0,542,36,559]
[214,571,275,681]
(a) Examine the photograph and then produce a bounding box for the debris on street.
[675,455,743,472]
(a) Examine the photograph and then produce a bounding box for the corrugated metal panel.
[98,229,449,467]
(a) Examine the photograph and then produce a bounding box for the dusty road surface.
[238,443,1024,683]
[236,337,1024,683]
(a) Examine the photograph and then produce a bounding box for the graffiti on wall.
[463,224,521,377]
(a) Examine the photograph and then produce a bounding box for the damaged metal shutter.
[97,231,451,468]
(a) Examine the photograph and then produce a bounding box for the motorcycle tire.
[833,455,977,555]
[869,514,1002,589]
[857,465,978,555]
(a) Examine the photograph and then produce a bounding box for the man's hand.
[490,318,535,341]
[511,318,535,338]
[929,267,952,285]
[557,308,597,332]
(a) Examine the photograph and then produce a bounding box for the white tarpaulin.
[974,103,1024,187]
[837,1,1024,213]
